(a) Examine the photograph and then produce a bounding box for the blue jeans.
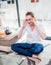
[11,43,44,57]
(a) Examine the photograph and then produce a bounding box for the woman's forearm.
[17,27,24,39]
[35,24,47,40]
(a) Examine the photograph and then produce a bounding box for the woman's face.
[25,15,34,24]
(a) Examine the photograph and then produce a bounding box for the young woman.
[0,12,47,61]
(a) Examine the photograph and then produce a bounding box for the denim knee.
[29,43,44,55]
[11,44,17,51]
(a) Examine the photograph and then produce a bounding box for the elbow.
[17,35,21,39]
[41,34,47,40]
[41,32,47,40]
[42,36,47,40]
[39,32,47,40]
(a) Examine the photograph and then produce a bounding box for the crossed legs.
[0,43,43,61]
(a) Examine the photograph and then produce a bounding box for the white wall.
[18,0,51,20]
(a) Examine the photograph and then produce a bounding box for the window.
[0,0,19,29]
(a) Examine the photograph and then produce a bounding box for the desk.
[0,30,18,46]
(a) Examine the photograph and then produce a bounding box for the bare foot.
[32,54,41,61]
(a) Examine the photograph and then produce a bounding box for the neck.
[29,23,35,31]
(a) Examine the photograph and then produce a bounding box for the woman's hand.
[32,17,38,26]
[22,20,27,29]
